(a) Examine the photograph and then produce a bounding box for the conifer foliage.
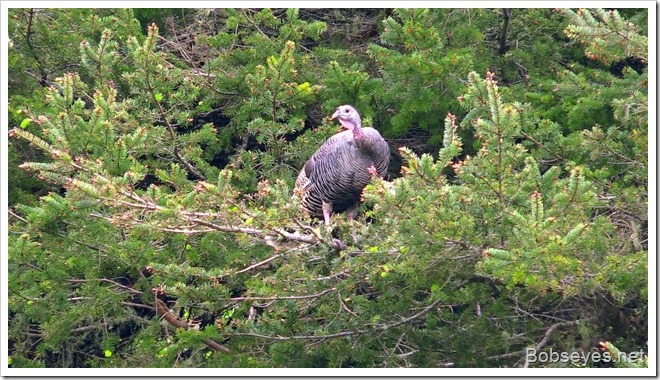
[8,8,648,368]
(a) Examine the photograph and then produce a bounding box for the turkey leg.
[322,201,333,224]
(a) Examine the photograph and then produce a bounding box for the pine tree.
[8,8,648,369]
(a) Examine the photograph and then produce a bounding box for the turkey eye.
[343,109,349,113]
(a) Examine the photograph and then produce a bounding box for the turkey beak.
[331,109,348,130]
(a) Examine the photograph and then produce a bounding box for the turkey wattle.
[295,105,390,224]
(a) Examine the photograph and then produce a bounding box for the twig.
[186,218,262,235]
[521,131,564,163]
[312,270,349,281]
[375,298,444,331]
[69,278,143,295]
[186,217,347,251]
[232,329,362,341]
[232,297,445,342]
[230,287,335,302]
[236,254,282,274]
[9,209,29,224]
[121,301,155,311]
[25,323,107,338]
[338,292,358,317]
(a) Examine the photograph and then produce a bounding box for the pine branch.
[561,8,648,64]
[142,24,205,181]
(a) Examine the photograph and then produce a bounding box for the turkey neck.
[350,121,364,141]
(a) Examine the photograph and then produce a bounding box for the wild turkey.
[295,105,390,224]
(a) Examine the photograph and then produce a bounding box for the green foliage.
[367,9,489,142]
[562,9,648,64]
[8,7,648,369]
[599,341,648,368]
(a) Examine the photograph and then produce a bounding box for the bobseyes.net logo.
[525,348,645,366]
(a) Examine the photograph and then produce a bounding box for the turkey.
[295,105,390,224]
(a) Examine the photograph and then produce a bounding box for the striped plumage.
[295,105,390,224]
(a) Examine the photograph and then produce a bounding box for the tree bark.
[499,8,512,55]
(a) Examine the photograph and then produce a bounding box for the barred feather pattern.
[295,120,389,218]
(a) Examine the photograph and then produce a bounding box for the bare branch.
[121,302,155,311]
[202,338,231,354]
[236,253,282,274]
[155,297,196,328]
